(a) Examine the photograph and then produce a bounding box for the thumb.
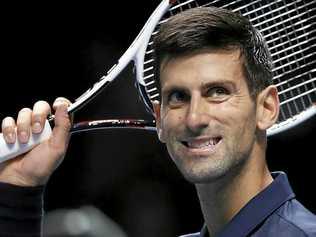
[50,103,72,155]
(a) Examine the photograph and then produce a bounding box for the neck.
[195,144,273,237]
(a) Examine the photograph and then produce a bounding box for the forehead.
[159,49,246,89]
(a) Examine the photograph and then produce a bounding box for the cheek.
[160,115,181,160]
[215,102,257,150]
[161,111,185,137]
[226,107,257,149]
[220,98,256,123]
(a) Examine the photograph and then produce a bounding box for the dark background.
[0,1,315,236]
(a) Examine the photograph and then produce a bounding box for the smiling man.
[156,50,263,184]
[0,6,315,237]
[152,7,316,237]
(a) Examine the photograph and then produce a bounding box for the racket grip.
[0,120,52,164]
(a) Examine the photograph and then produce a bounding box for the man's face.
[155,49,260,184]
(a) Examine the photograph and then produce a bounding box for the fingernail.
[33,122,42,133]
[6,132,15,143]
[53,101,61,107]
[53,101,66,109]
[19,131,29,143]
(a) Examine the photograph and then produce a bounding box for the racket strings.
[141,0,315,126]
[256,1,315,121]
[205,0,316,121]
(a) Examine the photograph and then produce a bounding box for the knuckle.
[32,112,47,122]
[32,113,43,122]
[1,125,14,135]
[59,117,72,131]
[16,125,29,133]
[1,123,16,143]
[17,128,30,143]
[64,117,72,128]
[16,120,30,135]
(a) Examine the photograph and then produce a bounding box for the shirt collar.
[200,171,295,237]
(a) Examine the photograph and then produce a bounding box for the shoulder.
[274,199,316,236]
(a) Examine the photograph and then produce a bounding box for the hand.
[0,98,72,187]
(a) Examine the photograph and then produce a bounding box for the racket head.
[135,0,316,136]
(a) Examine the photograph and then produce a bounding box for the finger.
[50,102,72,154]
[32,100,51,133]
[1,117,16,144]
[16,108,32,143]
[53,97,72,110]
[53,97,74,123]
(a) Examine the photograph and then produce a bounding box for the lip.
[180,136,222,157]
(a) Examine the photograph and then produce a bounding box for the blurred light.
[44,205,127,237]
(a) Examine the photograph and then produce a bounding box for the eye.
[206,87,230,99]
[167,90,188,105]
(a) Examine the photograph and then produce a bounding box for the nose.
[185,94,211,133]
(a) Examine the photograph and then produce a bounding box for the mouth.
[181,136,222,155]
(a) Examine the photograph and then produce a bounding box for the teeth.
[187,138,219,148]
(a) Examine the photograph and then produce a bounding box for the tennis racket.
[0,0,315,163]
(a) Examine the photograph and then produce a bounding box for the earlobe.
[256,86,280,130]
[152,101,165,143]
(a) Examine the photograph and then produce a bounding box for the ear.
[256,86,280,131]
[152,101,166,143]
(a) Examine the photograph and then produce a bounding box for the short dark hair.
[153,7,273,98]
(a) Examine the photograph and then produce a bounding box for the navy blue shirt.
[0,172,315,236]
[181,172,316,237]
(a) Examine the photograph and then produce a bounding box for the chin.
[179,162,231,184]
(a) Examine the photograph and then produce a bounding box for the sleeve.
[0,182,45,237]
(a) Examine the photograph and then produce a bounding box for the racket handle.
[0,120,52,164]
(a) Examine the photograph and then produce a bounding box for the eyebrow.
[161,78,236,96]
[200,80,236,91]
